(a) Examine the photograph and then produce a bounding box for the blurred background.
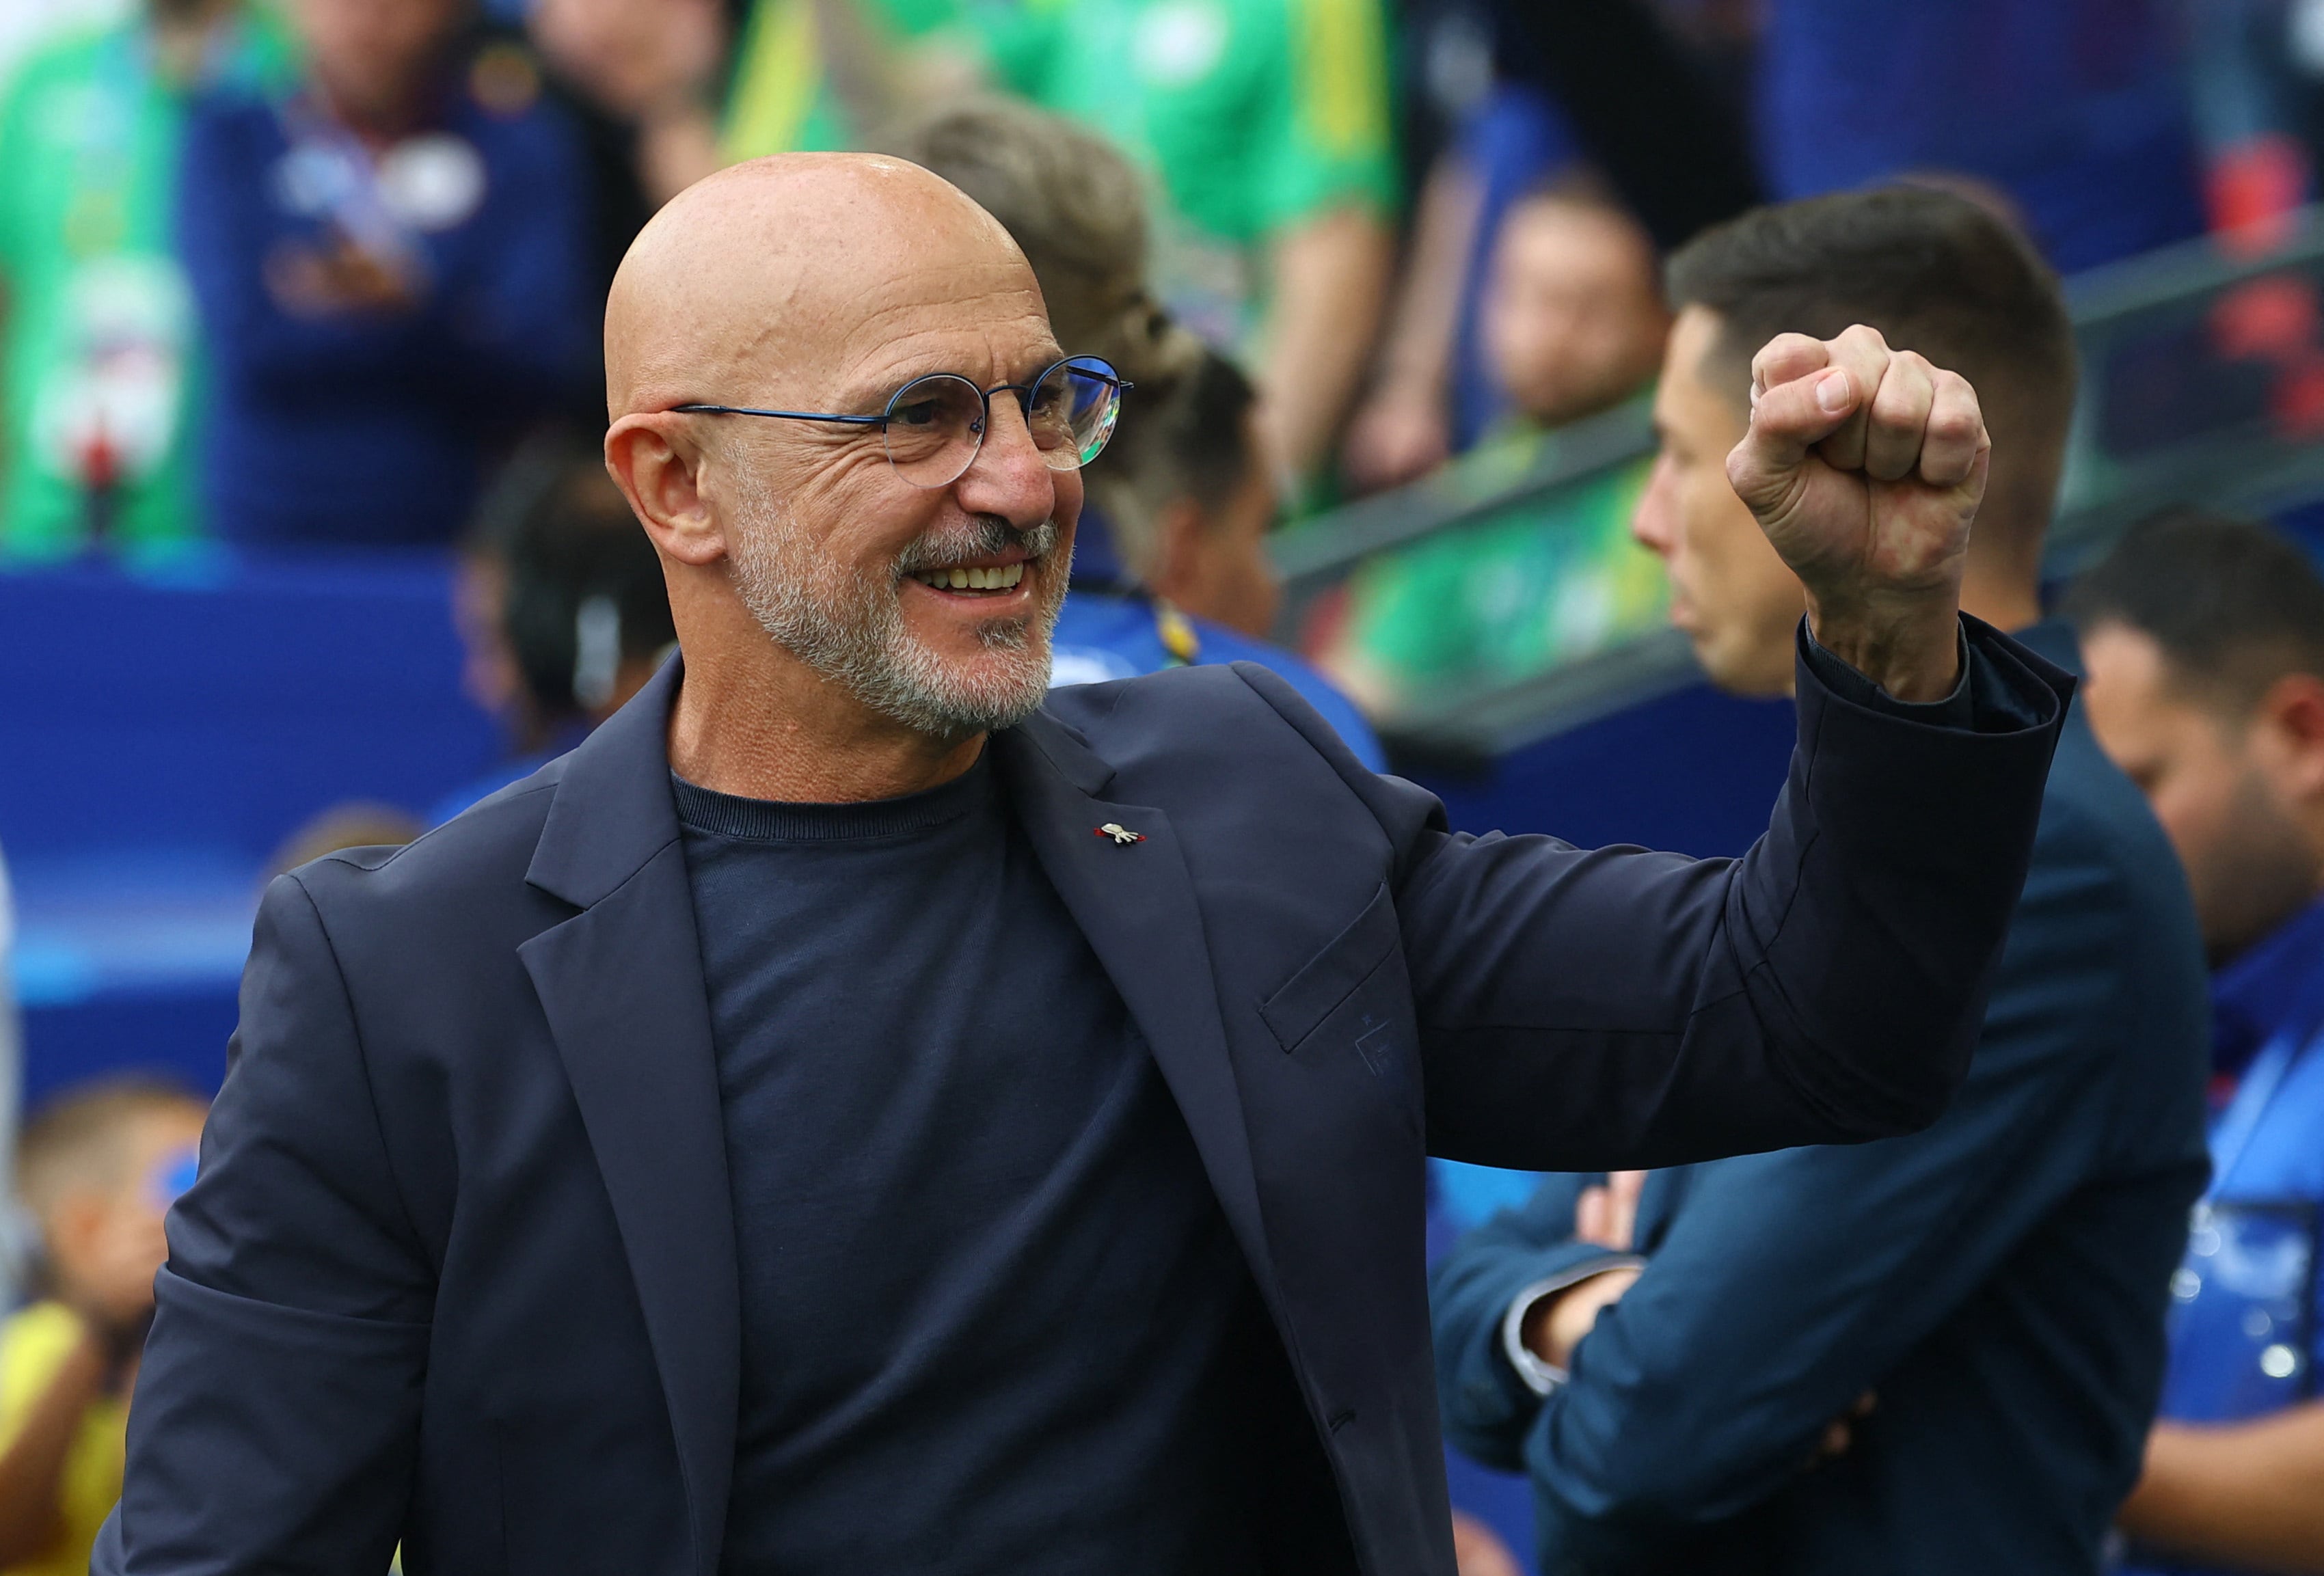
[6,0,2324,1566]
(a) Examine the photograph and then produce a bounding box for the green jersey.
[984,0,1394,352]
[1306,424,1669,713]
[0,15,287,560]
[722,0,964,161]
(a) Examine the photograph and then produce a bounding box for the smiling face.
[1630,305,1805,697]
[607,157,1087,746]
[708,264,1078,738]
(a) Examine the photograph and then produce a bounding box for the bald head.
[605,153,1046,421]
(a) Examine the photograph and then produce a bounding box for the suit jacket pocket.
[1261,883,1422,1135]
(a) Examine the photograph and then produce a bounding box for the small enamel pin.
[1095,822,1145,845]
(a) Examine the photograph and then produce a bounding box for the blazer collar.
[525,657,687,909]
[519,664,1275,1572]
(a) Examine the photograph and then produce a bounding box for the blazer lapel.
[518,662,738,1576]
[995,714,1273,1285]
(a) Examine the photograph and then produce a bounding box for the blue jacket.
[1049,590,1388,771]
[176,70,593,547]
[1430,621,2213,1575]
[101,621,2065,1575]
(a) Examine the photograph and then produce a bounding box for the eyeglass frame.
[669,355,1132,480]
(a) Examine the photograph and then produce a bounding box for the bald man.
[105,156,2073,1576]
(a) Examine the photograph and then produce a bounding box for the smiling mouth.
[910,562,1027,594]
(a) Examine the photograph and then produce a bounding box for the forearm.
[1366,159,1478,412]
[2119,1408,2324,1573]
[1262,207,1394,480]
[0,1327,108,1564]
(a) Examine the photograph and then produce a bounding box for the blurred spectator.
[176,0,595,548]
[1432,187,2211,1574]
[2187,0,2324,247]
[1751,0,2202,273]
[0,1080,204,1576]
[1344,85,1578,488]
[0,0,289,558]
[879,94,1386,765]
[436,432,675,822]
[2066,511,2324,1576]
[528,0,727,308]
[722,0,973,162]
[1086,349,1280,638]
[1474,189,1665,438]
[984,0,1398,495]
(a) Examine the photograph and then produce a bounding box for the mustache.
[892,515,1059,577]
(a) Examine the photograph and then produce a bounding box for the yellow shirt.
[0,1303,124,1576]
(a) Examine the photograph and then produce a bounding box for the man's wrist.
[1802,590,1963,702]
[1500,1258,1646,1396]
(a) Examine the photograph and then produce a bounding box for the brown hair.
[873,95,1202,392]
[2064,508,2324,716]
[1666,186,2077,568]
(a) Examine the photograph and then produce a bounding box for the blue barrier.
[1,551,499,1103]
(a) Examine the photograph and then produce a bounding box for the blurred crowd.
[7,1,2324,1575]
[8,0,2324,576]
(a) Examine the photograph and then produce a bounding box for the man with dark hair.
[2066,509,2324,1576]
[1431,185,2211,1574]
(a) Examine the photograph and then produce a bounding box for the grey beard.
[728,497,1068,740]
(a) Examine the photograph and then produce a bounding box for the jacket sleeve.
[1444,804,2153,1570]
[98,874,431,1575]
[1262,614,2072,1172]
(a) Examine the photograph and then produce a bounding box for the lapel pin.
[1096,822,1145,845]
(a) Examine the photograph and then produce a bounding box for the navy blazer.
[1429,621,2213,1575]
[104,622,2068,1576]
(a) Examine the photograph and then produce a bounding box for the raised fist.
[1726,324,1988,701]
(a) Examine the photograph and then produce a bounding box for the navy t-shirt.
[674,750,1331,1573]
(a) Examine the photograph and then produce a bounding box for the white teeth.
[913,562,1025,592]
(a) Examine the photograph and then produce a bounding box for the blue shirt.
[1053,513,1388,772]
[176,69,593,547]
[673,754,1301,1574]
[2124,895,2324,1576]
[1431,620,2213,1575]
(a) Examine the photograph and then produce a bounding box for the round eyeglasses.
[673,355,1130,489]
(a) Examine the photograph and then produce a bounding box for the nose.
[1630,450,1678,558]
[953,388,1062,529]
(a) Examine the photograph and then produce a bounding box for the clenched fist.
[1727,324,1988,701]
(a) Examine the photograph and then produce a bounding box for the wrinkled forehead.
[805,252,1062,405]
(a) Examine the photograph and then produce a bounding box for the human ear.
[605,415,726,568]
[2260,673,2324,798]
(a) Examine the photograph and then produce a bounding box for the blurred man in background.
[986,0,1398,495]
[437,433,678,822]
[1473,189,1666,442]
[1431,187,2211,1575]
[0,1081,204,1576]
[2066,511,2324,1576]
[0,0,287,558]
[176,0,595,547]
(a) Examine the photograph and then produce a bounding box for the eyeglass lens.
[880,359,1123,489]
